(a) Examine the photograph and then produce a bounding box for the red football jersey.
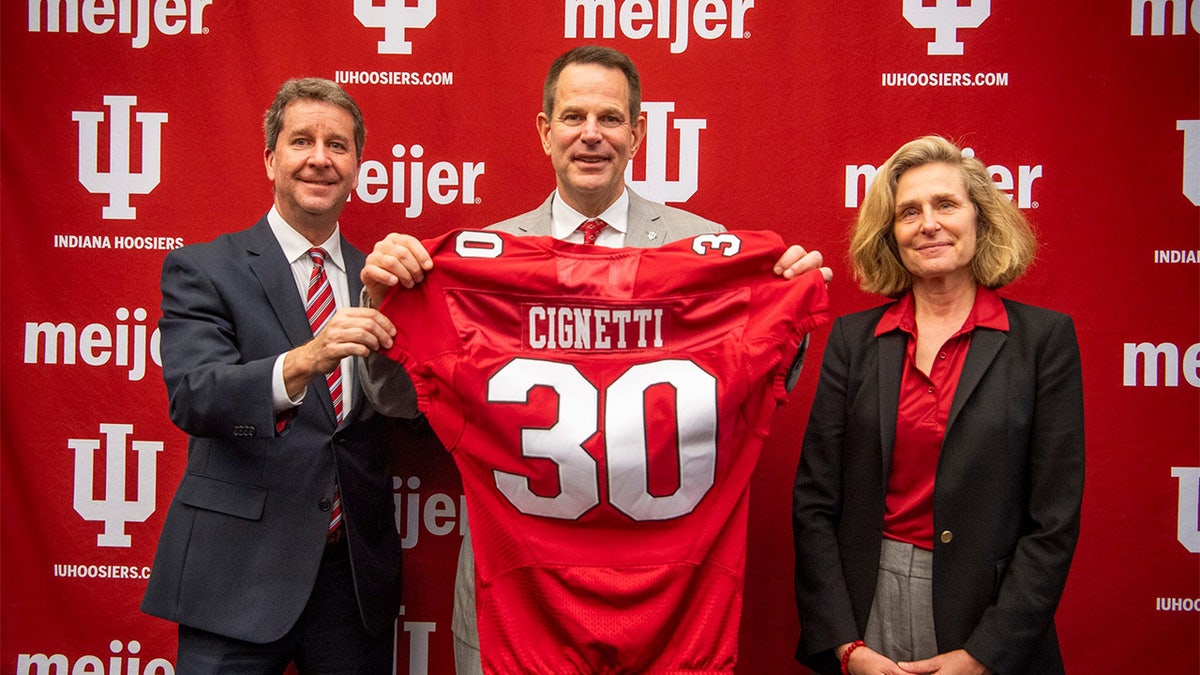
[379,229,829,674]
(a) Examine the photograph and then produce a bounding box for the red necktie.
[306,247,343,534]
[580,218,606,245]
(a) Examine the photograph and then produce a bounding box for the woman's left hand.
[897,649,992,675]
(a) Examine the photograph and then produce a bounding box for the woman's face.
[892,162,978,285]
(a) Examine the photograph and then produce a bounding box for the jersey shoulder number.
[691,233,742,257]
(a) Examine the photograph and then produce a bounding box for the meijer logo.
[28,0,213,49]
[1131,0,1200,35]
[17,639,175,675]
[1179,120,1199,206]
[564,0,754,54]
[73,96,167,220]
[626,102,706,204]
[903,0,991,55]
[845,147,1042,209]
[68,423,162,548]
[1173,467,1200,553]
[354,0,436,55]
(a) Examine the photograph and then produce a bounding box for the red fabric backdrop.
[3,2,1197,672]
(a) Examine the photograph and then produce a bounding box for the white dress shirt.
[550,189,629,248]
[266,206,355,419]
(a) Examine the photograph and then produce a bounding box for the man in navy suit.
[142,77,406,674]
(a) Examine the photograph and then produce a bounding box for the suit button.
[940,530,954,544]
[319,498,332,512]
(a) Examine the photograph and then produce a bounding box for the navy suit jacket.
[793,298,1084,675]
[142,216,404,643]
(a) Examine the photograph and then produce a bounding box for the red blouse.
[874,287,1009,550]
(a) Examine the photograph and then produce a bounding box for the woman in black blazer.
[793,136,1084,675]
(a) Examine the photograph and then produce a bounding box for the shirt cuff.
[272,353,304,412]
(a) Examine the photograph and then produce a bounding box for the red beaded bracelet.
[840,640,866,675]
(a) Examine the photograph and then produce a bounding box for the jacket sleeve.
[159,247,278,438]
[964,312,1085,673]
[359,351,421,418]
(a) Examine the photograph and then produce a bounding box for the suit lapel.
[625,190,667,247]
[514,194,556,237]
[947,328,1006,432]
[877,330,905,484]
[342,237,369,422]
[243,218,315,350]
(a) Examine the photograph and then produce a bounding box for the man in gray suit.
[142,78,408,674]
[359,47,831,672]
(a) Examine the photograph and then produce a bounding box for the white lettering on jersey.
[692,233,742,256]
[487,357,716,521]
[527,305,665,350]
[454,230,504,258]
[607,360,716,520]
[489,359,601,520]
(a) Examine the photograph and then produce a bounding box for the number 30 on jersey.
[487,358,718,522]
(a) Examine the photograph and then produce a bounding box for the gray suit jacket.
[487,189,724,243]
[142,216,405,643]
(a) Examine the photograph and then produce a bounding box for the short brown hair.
[263,78,365,161]
[849,135,1037,297]
[543,46,641,119]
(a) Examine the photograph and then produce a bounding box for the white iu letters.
[73,96,168,220]
[625,102,706,204]
[903,0,991,55]
[1173,467,1200,553]
[68,423,161,547]
[1178,120,1200,206]
[354,0,436,54]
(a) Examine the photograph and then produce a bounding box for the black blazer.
[142,216,405,642]
[793,298,1084,675]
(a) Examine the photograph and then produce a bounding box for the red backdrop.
[3,2,1197,672]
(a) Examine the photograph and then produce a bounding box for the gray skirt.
[863,538,938,661]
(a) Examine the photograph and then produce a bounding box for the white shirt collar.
[550,189,629,241]
[267,206,345,272]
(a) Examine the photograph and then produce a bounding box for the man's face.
[264,99,360,232]
[537,63,646,217]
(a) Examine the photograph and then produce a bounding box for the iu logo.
[72,96,168,220]
[68,423,162,548]
[626,102,707,204]
[1173,467,1200,553]
[1178,120,1200,206]
[902,0,991,56]
[354,0,436,55]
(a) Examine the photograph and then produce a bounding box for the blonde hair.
[849,135,1037,297]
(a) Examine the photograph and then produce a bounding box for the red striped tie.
[306,247,343,534]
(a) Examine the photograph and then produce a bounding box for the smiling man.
[142,78,409,674]
[358,46,832,674]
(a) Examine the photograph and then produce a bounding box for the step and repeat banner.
[3,1,1197,673]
